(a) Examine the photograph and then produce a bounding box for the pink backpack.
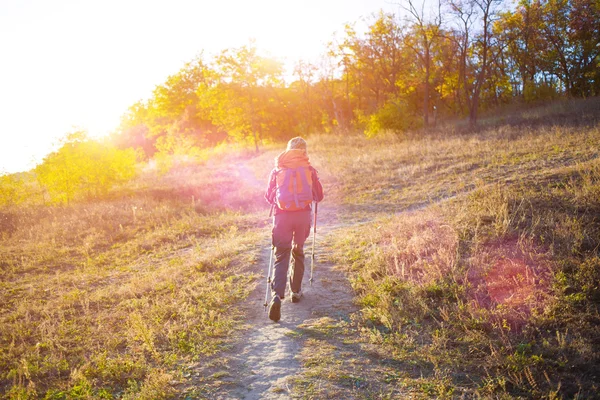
[275,166,313,211]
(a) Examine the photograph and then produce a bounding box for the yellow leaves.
[35,132,137,204]
[364,99,422,137]
[0,173,28,207]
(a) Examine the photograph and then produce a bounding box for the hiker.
[264,137,324,322]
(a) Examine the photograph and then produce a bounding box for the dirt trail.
[196,204,356,399]
[188,161,468,398]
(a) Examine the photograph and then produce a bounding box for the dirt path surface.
[191,205,358,399]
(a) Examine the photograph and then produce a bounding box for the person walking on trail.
[264,137,324,322]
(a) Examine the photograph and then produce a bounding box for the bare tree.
[448,0,503,128]
[399,0,443,127]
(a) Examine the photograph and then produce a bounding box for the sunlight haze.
[0,0,399,173]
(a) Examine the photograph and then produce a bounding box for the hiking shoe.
[291,291,302,303]
[268,295,281,322]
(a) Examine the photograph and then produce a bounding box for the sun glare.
[0,0,398,173]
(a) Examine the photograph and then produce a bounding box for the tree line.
[115,0,600,157]
[2,0,598,206]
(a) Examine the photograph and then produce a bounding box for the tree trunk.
[424,49,431,127]
[469,94,479,128]
[249,88,259,153]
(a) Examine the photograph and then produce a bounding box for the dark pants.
[271,210,311,299]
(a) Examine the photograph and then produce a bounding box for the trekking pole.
[264,245,275,313]
[264,203,275,313]
[309,201,318,286]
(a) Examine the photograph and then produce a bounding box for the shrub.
[35,132,137,204]
[0,173,28,207]
[364,99,421,137]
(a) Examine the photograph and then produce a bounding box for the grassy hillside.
[293,98,600,398]
[1,97,599,399]
[0,155,276,399]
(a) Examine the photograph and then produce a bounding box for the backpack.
[274,166,313,211]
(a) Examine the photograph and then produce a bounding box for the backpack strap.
[280,168,300,209]
[291,169,300,208]
[295,167,312,208]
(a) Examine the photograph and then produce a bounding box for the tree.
[209,44,284,151]
[0,173,28,207]
[36,132,137,204]
[293,60,320,135]
[401,0,443,126]
[115,56,224,159]
[495,0,551,100]
[331,13,410,132]
[541,0,600,96]
[448,0,504,127]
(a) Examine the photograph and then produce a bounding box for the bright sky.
[0,0,402,174]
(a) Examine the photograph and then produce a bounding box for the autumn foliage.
[34,132,137,205]
[115,0,599,158]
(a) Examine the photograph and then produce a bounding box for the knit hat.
[286,137,307,151]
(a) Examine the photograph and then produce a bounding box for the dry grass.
[0,159,270,399]
[2,97,599,399]
[285,97,599,399]
[309,103,600,221]
[320,101,600,398]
